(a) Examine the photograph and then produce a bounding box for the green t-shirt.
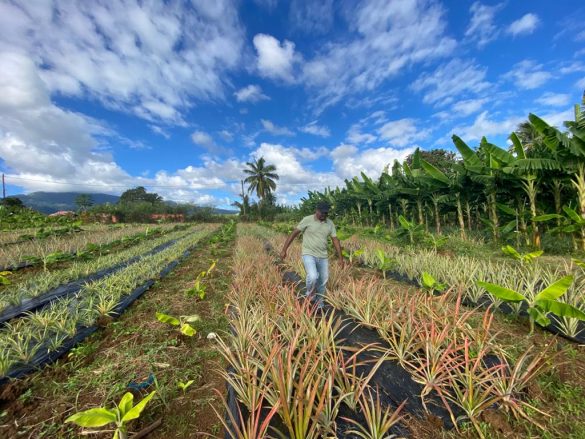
[296,214,337,258]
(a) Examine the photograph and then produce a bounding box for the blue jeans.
[302,255,329,307]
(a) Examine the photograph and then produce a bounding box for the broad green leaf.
[497,204,517,215]
[573,258,585,269]
[563,206,583,224]
[535,276,574,301]
[422,272,435,289]
[180,323,196,337]
[121,391,156,423]
[398,215,410,229]
[155,312,180,326]
[421,160,450,185]
[65,407,117,427]
[524,250,543,262]
[118,392,134,417]
[501,245,520,260]
[509,132,526,159]
[536,300,585,321]
[533,214,563,222]
[477,281,525,302]
[452,135,482,168]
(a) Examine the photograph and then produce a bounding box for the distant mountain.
[12,192,120,214]
[11,192,237,215]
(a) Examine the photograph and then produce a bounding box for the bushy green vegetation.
[298,97,585,256]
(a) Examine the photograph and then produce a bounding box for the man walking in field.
[280,201,344,308]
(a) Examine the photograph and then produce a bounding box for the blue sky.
[0,1,584,208]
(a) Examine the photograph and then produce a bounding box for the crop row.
[265,232,554,437]
[0,223,180,269]
[0,225,214,317]
[0,223,109,246]
[344,235,585,339]
[0,225,217,379]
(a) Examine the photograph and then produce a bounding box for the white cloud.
[300,121,331,137]
[465,2,502,47]
[503,60,552,90]
[219,130,234,142]
[378,119,430,147]
[149,125,170,139]
[453,98,488,117]
[347,125,377,144]
[539,108,574,129]
[0,1,244,124]
[507,13,539,37]
[261,119,295,136]
[535,92,571,107]
[411,59,490,106]
[253,34,298,82]
[234,85,270,103]
[301,0,456,111]
[330,144,415,180]
[450,111,525,142]
[191,131,215,149]
[577,77,585,89]
[250,143,340,197]
[289,0,334,35]
[0,52,134,193]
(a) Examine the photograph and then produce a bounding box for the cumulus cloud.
[253,34,299,82]
[0,0,244,124]
[507,13,539,37]
[301,0,456,111]
[300,121,331,137]
[535,92,571,107]
[191,131,216,149]
[378,119,430,147]
[330,144,415,180]
[0,51,134,194]
[250,143,341,197]
[504,60,552,89]
[465,2,503,48]
[411,58,490,106]
[449,111,525,142]
[234,84,270,103]
[261,119,295,136]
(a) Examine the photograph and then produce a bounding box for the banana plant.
[185,260,217,300]
[374,249,396,279]
[65,391,156,439]
[342,248,364,264]
[477,276,585,334]
[501,245,543,264]
[155,312,199,336]
[395,215,424,244]
[177,379,195,394]
[421,272,446,295]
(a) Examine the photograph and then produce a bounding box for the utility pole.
[2,173,5,199]
[240,180,246,217]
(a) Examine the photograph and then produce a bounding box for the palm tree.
[243,157,279,218]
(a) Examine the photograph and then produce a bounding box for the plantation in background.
[0,99,584,438]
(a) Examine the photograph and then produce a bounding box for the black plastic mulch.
[0,239,179,326]
[0,244,195,387]
[222,242,463,439]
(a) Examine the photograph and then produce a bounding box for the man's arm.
[331,236,343,262]
[280,229,301,260]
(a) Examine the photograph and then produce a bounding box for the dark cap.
[316,201,330,213]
